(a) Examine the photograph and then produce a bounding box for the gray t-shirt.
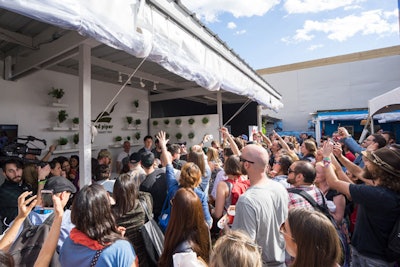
[232,179,288,267]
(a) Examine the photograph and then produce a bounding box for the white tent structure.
[368,87,400,133]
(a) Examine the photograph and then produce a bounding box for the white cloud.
[284,9,398,43]
[343,5,362,11]
[235,30,247,35]
[308,44,324,50]
[227,22,237,29]
[180,0,280,22]
[284,0,365,14]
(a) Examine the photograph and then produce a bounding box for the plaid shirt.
[288,185,325,210]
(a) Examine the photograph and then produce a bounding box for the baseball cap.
[241,134,249,141]
[140,151,155,168]
[44,176,77,194]
[129,152,141,164]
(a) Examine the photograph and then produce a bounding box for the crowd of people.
[0,125,399,267]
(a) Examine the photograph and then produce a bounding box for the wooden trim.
[257,46,400,75]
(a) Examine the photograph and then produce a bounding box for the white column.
[217,91,223,141]
[78,44,92,187]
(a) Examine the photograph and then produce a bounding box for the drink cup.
[227,205,236,225]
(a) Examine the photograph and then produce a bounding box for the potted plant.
[164,119,170,126]
[175,132,182,140]
[133,99,139,109]
[48,87,65,103]
[188,132,195,139]
[58,137,68,149]
[115,136,122,145]
[57,110,68,127]
[152,120,159,127]
[188,118,195,125]
[202,117,209,125]
[135,119,141,128]
[73,133,79,148]
[72,117,79,128]
[126,136,131,142]
[175,118,182,126]
[135,132,141,141]
[126,116,133,124]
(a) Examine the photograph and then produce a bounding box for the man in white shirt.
[116,141,131,173]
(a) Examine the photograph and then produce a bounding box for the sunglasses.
[287,168,295,174]
[239,156,255,164]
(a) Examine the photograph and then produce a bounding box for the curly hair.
[179,162,202,188]
[370,162,400,193]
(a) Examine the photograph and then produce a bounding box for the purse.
[139,199,165,266]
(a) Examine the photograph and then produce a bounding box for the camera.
[41,189,54,208]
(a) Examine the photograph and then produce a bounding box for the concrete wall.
[260,54,400,132]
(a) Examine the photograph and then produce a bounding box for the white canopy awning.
[0,0,283,111]
[368,86,400,116]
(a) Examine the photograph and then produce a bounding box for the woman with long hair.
[300,139,317,164]
[158,188,211,267]
[157,131,213,228]
[187,148,212,194]
[59,184,138,267]
[112,173,153,267]
[281,208,341,267]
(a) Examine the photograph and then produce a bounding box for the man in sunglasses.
[232,144,289,267]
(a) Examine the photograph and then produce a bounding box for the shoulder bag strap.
[288,188,320,209]
[90,247,104,267]
[139,198,152,221]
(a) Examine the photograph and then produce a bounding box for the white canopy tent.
[368,86,400,133]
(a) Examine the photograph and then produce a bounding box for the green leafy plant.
[164,119,170,125]
[135,132,141,140]
[188,118,195,125]
[202,117,209,124]
[126,136,131,141]
[152,120,159,126]
[57,110,68,123]
[133,99,139,108]
[115,136,122,142]
[48,87,65,99]
[73,133,79,144]
[188,132,195,139]
[58,137,68,146]
[166,133,170,139]
[175,118,182,125]
[126,116,133,124]
[135,119,141,125]
[175,132,182,140]
[72,117,79,124]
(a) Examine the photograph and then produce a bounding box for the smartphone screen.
[41,189,54,209]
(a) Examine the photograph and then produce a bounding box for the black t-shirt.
[139,169,167,221]
[0,180,31,224]
[349,184,400,261]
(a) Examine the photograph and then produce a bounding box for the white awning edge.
[368,86,400,116]
[0,0,283,111]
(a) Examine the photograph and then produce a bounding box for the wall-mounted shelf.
[122,126,143,130]
[53,145,99,155]
[49,127,77,131]
[50,103,69,108]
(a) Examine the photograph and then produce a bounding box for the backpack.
[9,212,61,267]
[224,178,250,206]
[287,188,351,267]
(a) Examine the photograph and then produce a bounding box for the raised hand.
[18,191,37,219]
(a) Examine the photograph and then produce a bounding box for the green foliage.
[135,119,141,125]
[188,118,195,125]
[58,137,68,145]
[73,133,79,144]
[152,120,159,126]
[188,132,195,139]
[133,99,139,108]
[164,119,170,125]
[57,110,68,123]
[175,132,182,139]
[126,116,133,124]
[72,117,79,124]
[115,136,122,142]
[48,87,65,99]
[202,117,209,124]
[175,118,182,125]
[135,132,141,140]
[126,136,131,141]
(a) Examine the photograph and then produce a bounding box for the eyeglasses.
[239,156,255,164]
[280,222,294,241]
[287,168,295,174]
[273,161,281,165]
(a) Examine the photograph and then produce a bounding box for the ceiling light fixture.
[153,82,157,91]
[140,78,145,88]
[118,72,122,83]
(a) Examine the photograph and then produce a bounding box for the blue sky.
[180,0,400,70]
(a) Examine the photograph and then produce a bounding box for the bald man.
[232,144,288,267]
